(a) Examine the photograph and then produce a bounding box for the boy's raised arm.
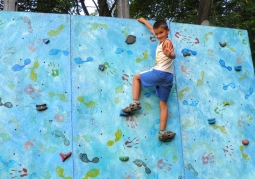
[138,18,155,35]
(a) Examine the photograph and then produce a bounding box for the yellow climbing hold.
[223,102,229,106]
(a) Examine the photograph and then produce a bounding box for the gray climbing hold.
[98,64,105,71]
[36,103,47,111]
[183,52,191,57]
[125,35,136,44]
[43,39,50,44]
[219,42,227,47]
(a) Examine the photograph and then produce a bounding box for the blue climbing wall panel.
[71,16,183,179]
[0,12,72,178]
[171,23,255,178]
[0,10,254,179]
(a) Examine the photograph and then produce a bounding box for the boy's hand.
[137,17,155,35]
[163,39,175,58]
[138,17,146,24]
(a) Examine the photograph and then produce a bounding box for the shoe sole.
[122,106,141,113]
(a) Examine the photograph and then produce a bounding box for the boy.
[122,18,176,142]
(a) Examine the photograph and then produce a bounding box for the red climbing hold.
[60,152,72,162]
[242,139,249,145]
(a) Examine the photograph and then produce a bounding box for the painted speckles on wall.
[47,24,65,36]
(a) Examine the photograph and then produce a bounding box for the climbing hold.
[60,152,72,162]
[125,35,136,44]
[208,118,216,124]
[43,39,50,44]
[223,102,229,106]
[219,42,227,47]
[234,66,242,71]
[98,64,105,71]
[183,52,191,57]
[242,139,249,145]
[36,103,47,111]
[119,156,129,161]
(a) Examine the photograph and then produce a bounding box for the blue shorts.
[140,69,173,102]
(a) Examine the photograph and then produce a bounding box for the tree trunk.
[98,0,111,17]
[117,0,130,18]
[197,0,212,25]
[4,0,18,11]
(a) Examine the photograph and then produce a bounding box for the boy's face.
[153,27,170,43]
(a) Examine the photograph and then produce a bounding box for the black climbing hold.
[219,42,227,47]
[43,39,50,44]
[183,52,191,57]
[36,103,47,111]
[98,64,105,71]
[125,35,136,44]
[234,66,242,71]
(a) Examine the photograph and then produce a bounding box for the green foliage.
[130,0,255,65]
[0,0,77,14]
[17,0,77,14]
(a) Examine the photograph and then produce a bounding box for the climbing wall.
[70,16,183,179]
[0,12,183,178]
[0,12,73,178]
[0,10,254,179]
[171,23,255,178]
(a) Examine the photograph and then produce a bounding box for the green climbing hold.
[119,156,129,161]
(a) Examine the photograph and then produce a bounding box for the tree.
[116,0,129,18]
[197,0,212,24]
[129,0,255,64]
[16,0,77,14]
[3,0,17,11]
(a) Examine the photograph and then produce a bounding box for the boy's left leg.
[158,100,176,142]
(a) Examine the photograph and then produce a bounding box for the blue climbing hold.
[208,118,216,124]
[234,66,242,71]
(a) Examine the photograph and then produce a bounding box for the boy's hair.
[153,20,169,30]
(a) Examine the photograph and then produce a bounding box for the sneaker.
[122,102,141,113]
[158,131,176,142]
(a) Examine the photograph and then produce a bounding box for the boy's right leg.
[132,74,141,100]
[122,74,141,113]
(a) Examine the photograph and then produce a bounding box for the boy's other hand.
[163,39,175,58]
[138,17,146,24]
